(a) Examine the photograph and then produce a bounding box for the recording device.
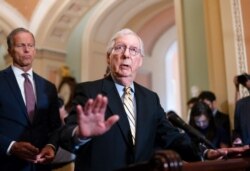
[237,73,250,86]
[167,112,215,149]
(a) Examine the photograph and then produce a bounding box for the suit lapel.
[32,72,45,123]
[4,67,30,121]
[102,77,133,146]
[133,83,157,158]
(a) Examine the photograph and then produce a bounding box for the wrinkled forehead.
[13,31,35,43]
[114,34,140,47]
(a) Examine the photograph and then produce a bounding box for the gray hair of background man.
[7,27,35,50]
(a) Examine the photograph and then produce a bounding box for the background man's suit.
[61,75,199,171]
[0,66,61,171]
[234,96,250,145]
[214,110,231,145]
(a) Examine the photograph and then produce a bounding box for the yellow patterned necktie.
[123,87,136,144]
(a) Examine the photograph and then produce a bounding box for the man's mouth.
[120,64,130,68]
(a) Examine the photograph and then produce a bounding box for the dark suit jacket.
[214,110,231,146]
[61,76,200,171]
[234,96,250,145]
[0,66,61,171]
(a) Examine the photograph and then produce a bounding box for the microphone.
[167,112,215,149]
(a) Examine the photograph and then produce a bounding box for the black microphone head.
[167,111,187,129]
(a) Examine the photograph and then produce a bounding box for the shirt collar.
[11,65,33,77]
[112,79,135,97]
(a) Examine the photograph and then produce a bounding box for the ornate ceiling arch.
[89,0,172,52]
[0,1,28,50]
[34,0,99,52]
[0,0,173,55]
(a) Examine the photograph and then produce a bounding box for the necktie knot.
[124,87,131,95]
[22,73,28,77]
[22,73,30,82]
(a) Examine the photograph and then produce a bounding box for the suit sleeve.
[59,83,90,152]
[154,93,200,162]
[0,134,13,156]
[234,100,242,140]
[46,83,62,149]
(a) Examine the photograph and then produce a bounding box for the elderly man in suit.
[60,28,247,171]
[0,28,61,171]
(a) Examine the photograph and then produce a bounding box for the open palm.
[76,94,119,138]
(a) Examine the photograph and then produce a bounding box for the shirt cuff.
[46,144,56,152]
[72,127,91,149]
[7,141,16,155]
[203,149,210,159]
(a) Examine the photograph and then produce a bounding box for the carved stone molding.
[231,0,248,96]
[37,0,98,52]
[231,0,247,73]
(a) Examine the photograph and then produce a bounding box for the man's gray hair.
[106,28,145,57]
[7,27,35,50]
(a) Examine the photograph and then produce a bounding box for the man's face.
[107,34,143,81]
[8,32,36,71]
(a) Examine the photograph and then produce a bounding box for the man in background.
[0,27,61,171]
[233,73,250,146]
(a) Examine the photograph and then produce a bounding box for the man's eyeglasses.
[112,44,141,56]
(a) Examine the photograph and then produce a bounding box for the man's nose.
[123,47,130,57]
[23,46,29,51]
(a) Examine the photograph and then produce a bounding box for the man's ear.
[8,48,13,58]
[8,48,11,54]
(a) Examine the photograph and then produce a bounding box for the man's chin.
[116,74,132,78]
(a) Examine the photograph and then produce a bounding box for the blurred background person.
[186,97,199,123]
[0,27,61,171]
[198,91,231,147]
[233,73,250,102]
[233,73,250,147]
[232,73,250,146]
[189,101,230,148]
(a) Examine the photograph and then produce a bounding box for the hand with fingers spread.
[10,142,39,163]
[75,94,120,139]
